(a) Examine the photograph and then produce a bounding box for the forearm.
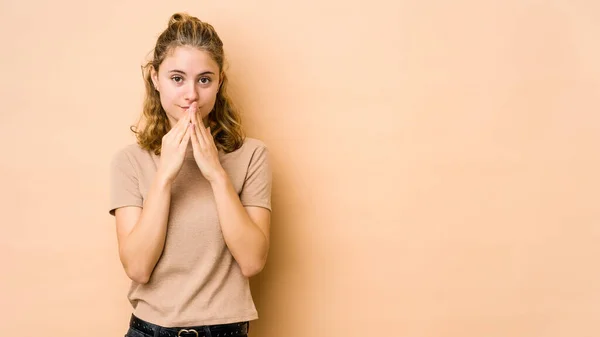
[210,171,269,277]
[121,172,172,283]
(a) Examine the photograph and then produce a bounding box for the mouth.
[179,105,200,114]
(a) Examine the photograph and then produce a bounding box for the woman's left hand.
[190,111,225,183]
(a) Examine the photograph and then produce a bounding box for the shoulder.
[231,137,270,162]
[239,137,268,153]
[110,143,154,168]
[238,138,271,172]
[223,137,268,158]
[220,137,271,173]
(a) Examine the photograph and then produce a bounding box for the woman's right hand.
[157,103,196,183]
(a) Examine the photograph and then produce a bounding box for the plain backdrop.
[1,1,599,336]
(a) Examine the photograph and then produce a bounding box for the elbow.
[125,265,152,284]
[119,247,153,284]
[128,269,151,284]
[240,257,267,278]
[121,258,152,284]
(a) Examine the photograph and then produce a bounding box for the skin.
[114,46,271,283]
[151,45,219,129]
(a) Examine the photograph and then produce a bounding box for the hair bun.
[168,12,192,26]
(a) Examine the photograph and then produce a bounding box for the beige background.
[1,0,599,336]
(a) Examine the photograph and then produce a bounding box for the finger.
[192,103,202,126]
[200,126,211,148]
[180,124,192,150]
[166,112,187,143]
[190,123,201,153]
[189,102,199,125]
[196,116,210,145]
[206,127,216,147]
[174,111,192,144]
[194,122,207,150]
[179,109,192,126]
[171,109,191,132]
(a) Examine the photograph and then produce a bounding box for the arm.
[189,115,272,278]
[115,173,172,284]
[210,172,271,278]
[112,108,194,284]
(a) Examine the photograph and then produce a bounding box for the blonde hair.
[131,12,244,155]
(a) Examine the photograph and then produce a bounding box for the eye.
[171,76,183,83]
[199,77,211,84]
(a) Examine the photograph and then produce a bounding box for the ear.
[218,72,224,92]
[150,66,159,91]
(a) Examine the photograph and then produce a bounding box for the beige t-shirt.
[108,137,272,327]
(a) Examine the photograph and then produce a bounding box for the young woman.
[109,12,272,337]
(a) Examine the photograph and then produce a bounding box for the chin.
[164,112,181,125]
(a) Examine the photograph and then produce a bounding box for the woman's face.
[151,45,221,128]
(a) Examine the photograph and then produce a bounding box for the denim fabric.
[124,315,249,337]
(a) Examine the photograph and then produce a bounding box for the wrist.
[155,169,174,188]
[208,168,229,187]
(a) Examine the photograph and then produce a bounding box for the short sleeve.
[108,149,143,216]
[239,145,272,211]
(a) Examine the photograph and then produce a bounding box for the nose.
[183,81,199,102]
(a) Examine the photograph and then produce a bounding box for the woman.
[109,12,272,337]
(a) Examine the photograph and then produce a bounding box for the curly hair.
[131,12,244,155]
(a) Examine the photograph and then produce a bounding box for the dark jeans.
[125,314,249,337]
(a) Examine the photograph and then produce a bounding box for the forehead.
[160,45,219,74]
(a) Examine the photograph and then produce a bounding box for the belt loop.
[202,326,213,337]
[153,326,160,337]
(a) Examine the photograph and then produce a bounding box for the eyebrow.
[168,69,215,76]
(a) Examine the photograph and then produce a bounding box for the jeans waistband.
[129,314,249,337]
